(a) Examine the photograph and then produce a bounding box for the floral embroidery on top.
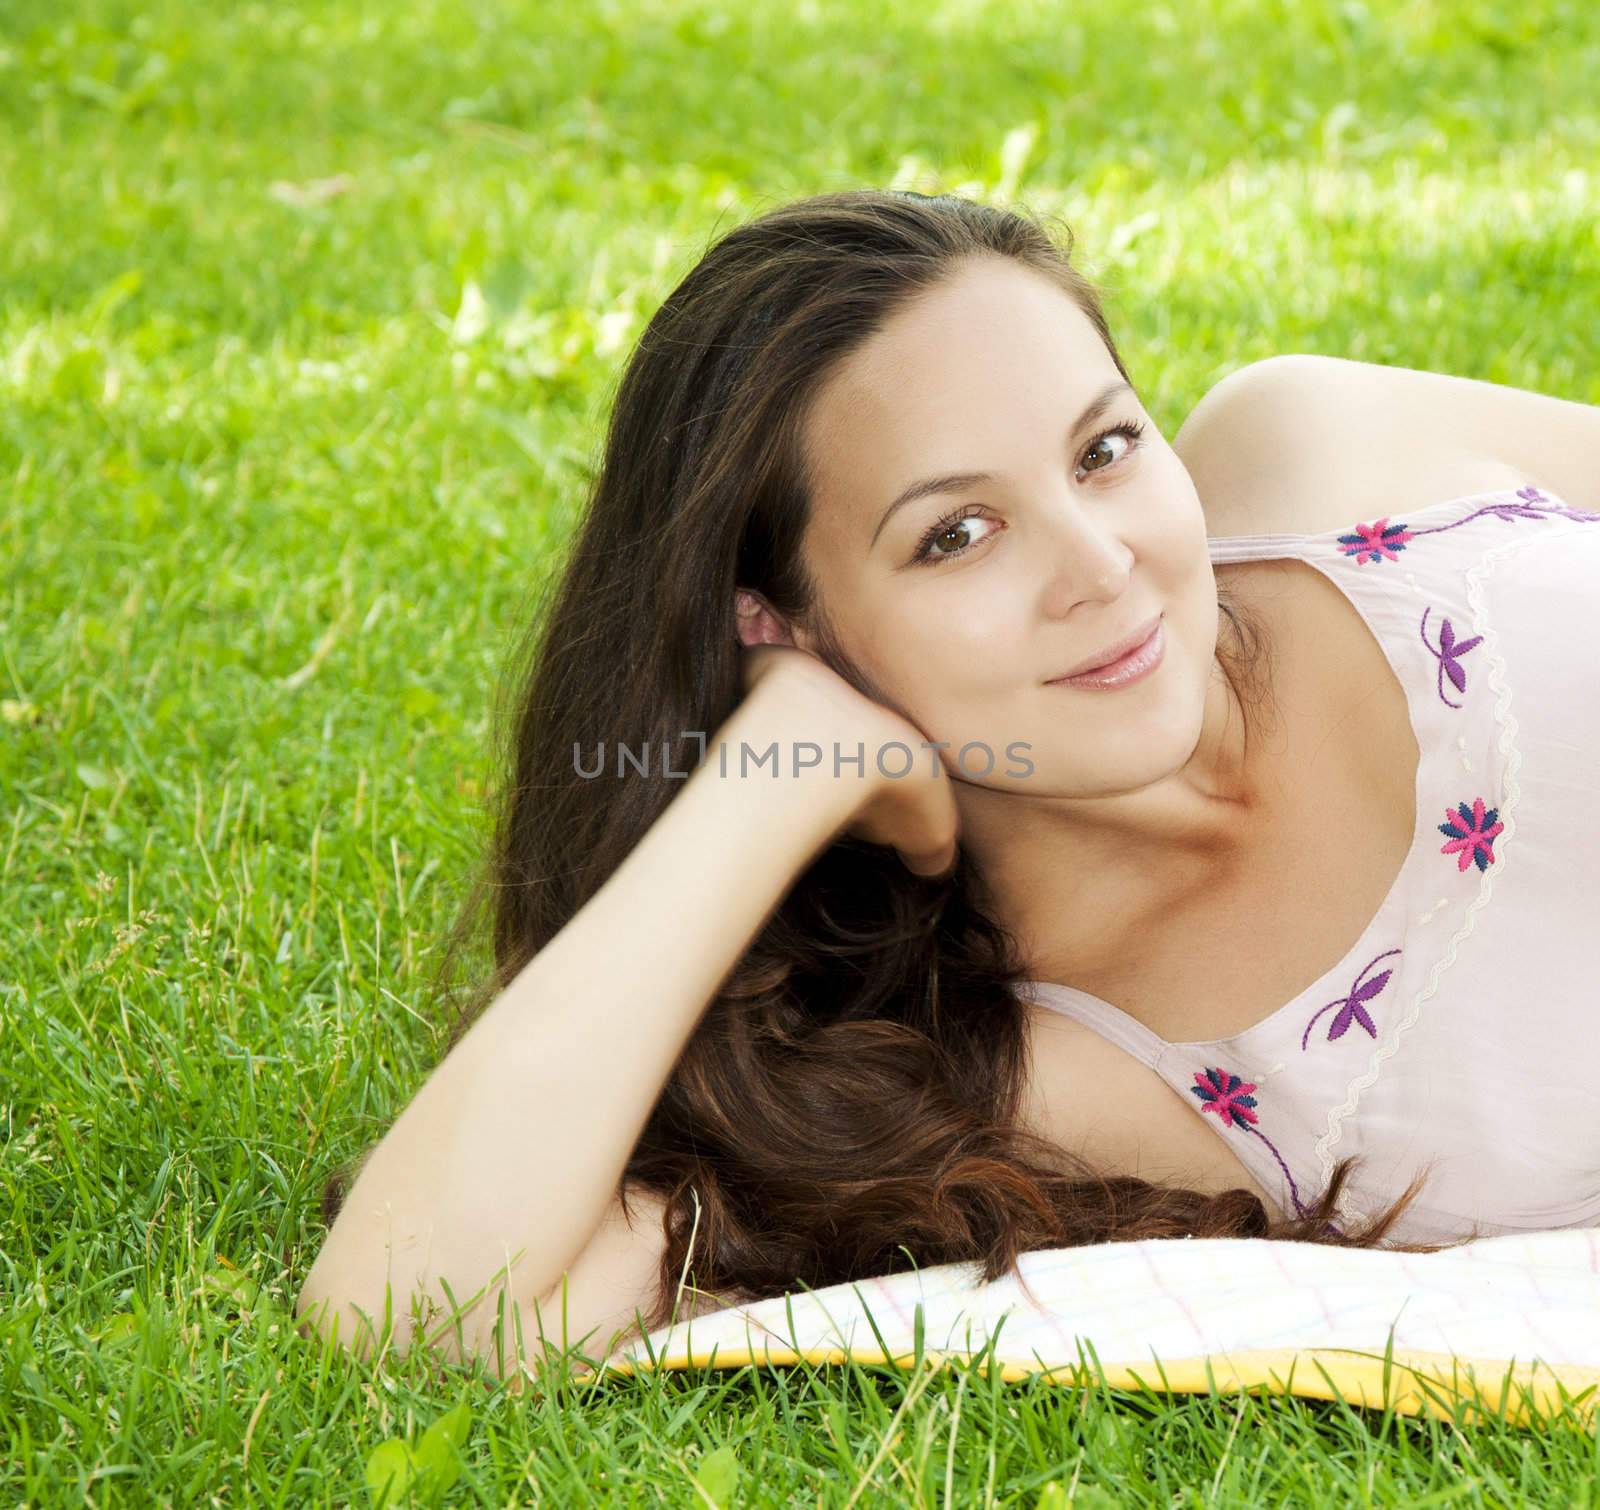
[1420,606,1483,709]
[1190,1067,1307,1216]
[1301,948,1402,1050]
[1438,796,1503,872]
[1191,1067,1258,1127]
[1336,485,1600,566]
[1336,517,1414,563]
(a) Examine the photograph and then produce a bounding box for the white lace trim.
[1312,531,1535,1221]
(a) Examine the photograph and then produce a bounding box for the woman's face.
[791,255,1222,802]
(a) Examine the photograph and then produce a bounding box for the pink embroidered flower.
[1438,796,1503,873]
[1336,516,1415,563]
[1188,1066,1308,1218]
[1190,1068,1259,1128]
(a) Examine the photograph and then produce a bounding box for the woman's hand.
[737,643,961,878]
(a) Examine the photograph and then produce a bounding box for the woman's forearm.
[295,685,860,1353]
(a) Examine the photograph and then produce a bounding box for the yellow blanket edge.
[596,1343,1600,1425]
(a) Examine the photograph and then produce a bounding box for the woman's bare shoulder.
[1016,1002,1288,1219]
[1175,354,1541,541]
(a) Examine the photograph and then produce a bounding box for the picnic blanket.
[597,1229,1600,1424]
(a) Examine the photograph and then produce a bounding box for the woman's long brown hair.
[322,189,1452,1336]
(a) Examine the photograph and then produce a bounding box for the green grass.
[5,0,1600,1501]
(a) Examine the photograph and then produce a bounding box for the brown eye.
[912,509,997,566]
[1084,436,1118,470]
[1079,419,1146,475]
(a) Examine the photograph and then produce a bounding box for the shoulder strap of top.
[1014,980,1170,1071]
[1206,529,1309,565]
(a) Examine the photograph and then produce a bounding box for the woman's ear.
[733,588,799,649]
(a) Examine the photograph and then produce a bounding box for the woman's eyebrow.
[868,379,1136,550]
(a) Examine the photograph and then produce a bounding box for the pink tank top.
[1013,483,1600,1242]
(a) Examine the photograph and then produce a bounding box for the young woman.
[295,188,1600,1375]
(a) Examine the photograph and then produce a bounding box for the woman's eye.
[909,418,1146,568]
[912,511,997,566]
[1078,419,1146,475]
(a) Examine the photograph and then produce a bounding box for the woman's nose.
[1035,500,1133,613]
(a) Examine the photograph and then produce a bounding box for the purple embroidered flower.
[1504,485,1600,522]
[1190,1068,1259,1128]
[1336,516,1415,563]
[1438,796,1503,872]
[1420,607,1483,709]
[1480,500,1566,524]
[1301,948,1402,1050]
[1189,1066,1307,1216]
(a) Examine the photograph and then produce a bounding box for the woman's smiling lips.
[1045,614,1165,690]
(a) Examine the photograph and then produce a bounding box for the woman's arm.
[294,682,865,1371]
[1174,354,1594,536]
[1268,354,1600,512]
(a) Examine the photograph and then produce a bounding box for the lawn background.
[5,0,1600,1503]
